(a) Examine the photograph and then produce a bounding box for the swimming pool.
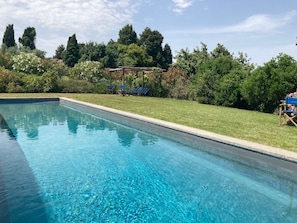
[0,98,297,222]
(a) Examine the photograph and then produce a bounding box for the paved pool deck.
[60,97,297,164]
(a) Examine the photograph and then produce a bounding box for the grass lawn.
[1,93,296,152]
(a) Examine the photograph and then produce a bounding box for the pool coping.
[1,96,297,163]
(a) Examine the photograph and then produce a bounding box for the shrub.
[11,52,44,75]
[93,82,109,94]
[162,68,190,99]
[42,71,58,92]
[0,52,12,69]
[69,61,102,83]
[44,59,68,77]
[0,67,14,92]
[57,79,94,93]
[22,75,43,92]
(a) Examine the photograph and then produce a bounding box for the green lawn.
[1,93,296,152]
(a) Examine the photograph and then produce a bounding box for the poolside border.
[1,97,297,164]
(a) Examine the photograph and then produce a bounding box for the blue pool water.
[0,100,297,223]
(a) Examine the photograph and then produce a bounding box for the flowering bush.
[162,68,190,99]
[69,61,102,83]
[11,52,44,75]
[0,67,14,92]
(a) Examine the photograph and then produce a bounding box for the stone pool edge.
[59,97,297,163]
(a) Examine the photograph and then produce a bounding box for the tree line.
[1,24,297,113]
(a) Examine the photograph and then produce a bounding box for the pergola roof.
[108,66,164,73]
[107,66,164,87]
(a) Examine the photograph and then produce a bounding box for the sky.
[0,0,296,66]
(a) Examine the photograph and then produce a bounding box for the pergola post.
[108,66,164,92]
[121,67,125,86]
[142,71,144,88]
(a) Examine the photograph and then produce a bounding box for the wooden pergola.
[108,66,164,88]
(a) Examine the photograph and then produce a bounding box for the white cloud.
[166,10,297,35]
[199,10,297,34]
[0,0,140,32]
[0,0,143,55]
[172,0,195,14]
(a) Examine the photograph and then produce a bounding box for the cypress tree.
[118,24,138,45]
[2,24,16,47]
[64,34,80,67]
[162,44,173,70]
[19,27,36,50]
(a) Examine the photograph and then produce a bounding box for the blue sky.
[0,0,296,66]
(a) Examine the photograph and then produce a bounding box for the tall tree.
[242,54,297,112]
[118,24,138,45]
[139,27,172,69]
[174,43,209,77]
[162,43,172,70]
[139,27,163,66]
[64,34,80,67]
[119,43,153,67]
[195,45,234,105]
[54,44,65,59]
[104,39,119,68]
[79,41,106,62]
[19,27,36,50]
[2,24,16,47]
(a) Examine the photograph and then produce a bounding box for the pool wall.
[0,97,59,104]
[0,110,48,222]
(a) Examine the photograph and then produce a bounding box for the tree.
[242,54,297,112]
[64,34,80,67]
[174,43,209,77]
[211,43,231,59]
[2,24,16,47]
[19,27,36,50]
[119,43,153,67]
[162,44,172,70]
[118,24,138,45]
[191,44,251,107]
[214,53,253,108]
[104,39,119,68]
[79,41,106,62]
[139,27,164,67]
[54,44,65,59]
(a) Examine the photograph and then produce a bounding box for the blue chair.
[107,85,115,94]
[130,87,142,95]
[279,97,297,126]
[142,88,150,96]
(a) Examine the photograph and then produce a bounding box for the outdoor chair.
[118,85,126,95]
[130,87,142,95]
[141,88,150,96]
[127,87,150,96]
[107,85,115,94]
[279,97,297,127]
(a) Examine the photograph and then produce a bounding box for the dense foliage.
[1,24,297,113]
[174,43,297,113]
